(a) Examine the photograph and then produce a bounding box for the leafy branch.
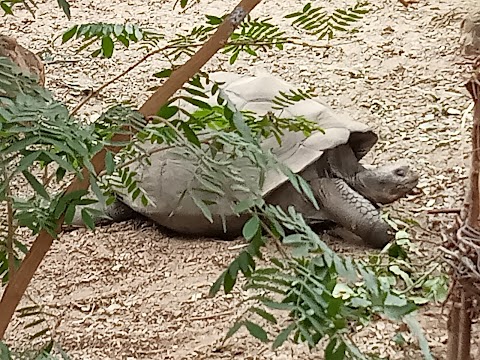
[209,204,434,359]
[222,15,288,64]
[286,1,369,40]
[60,23,164,58]
[0,0,71,19]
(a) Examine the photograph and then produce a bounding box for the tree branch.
[0,0,264,339]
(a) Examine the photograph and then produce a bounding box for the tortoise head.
[356,160,420,205]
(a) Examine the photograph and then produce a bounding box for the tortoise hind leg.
[103,198,138,223]
[311,177,394,249]
[71,197,137,227]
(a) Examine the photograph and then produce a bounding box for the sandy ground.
[1,0,479,358]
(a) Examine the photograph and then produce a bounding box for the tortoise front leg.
[311,177,394,249]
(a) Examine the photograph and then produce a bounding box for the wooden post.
[445,65,480,360]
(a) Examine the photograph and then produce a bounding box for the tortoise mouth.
[395,178,420,197]
[397,173,420,190]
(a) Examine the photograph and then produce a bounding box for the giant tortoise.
[73,72,419,249]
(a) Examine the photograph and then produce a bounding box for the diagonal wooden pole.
[0,0,263,339]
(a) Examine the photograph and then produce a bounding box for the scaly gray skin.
[324,144,419,205]
[265,144,419,248]
[99,143,419,249]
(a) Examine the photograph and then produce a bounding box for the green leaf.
[16,151,42,173]
[389,265,413,287]
[181,96,212,110]
[229,50,239,64]
[283,234,303,245]
[248,306,277,324]
[58,346,72,360]
[404,314,434,360]
[224,321,243,341]
[154,69,173,78]
[237,251,254,276]
[157,105,179,119]
[81,209,95,230]
[244,320,268,342]
[242,215,260,241]
[22,171,50,200]
[44,152,76,173]
[191,194,213,223]
[359,266,379,297]
[206,15,223,25]
[234,198,256,214]
[62,26,78,43]
[384,293,407,307]
[105,151,115,175]
[291,244,309,258]
[180,122,201,147]
[350,297,371,308]
[409,296,430,305]
[272,323,296,350]
[90,176,106,204]
[184,86,209,99]
[57,0,71,20]
[298,176,319,210]
[209,271,225,297]
[223,269,237,294]
[101,36,114,58]
[384,303,417,320]
[0,3,13,15]
[1,136,41,155]
[325,337,347,360]
[232,110,253,141]
[64,204,76,224]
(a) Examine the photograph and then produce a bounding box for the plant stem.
[398,261,441,295]
[6,188,15,280]
[96,144,175,178]
[69,46,166,116]
[1,160,16,280]
[260,219,288,259]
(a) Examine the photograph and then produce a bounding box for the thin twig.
[427,208,462,215]
[69,46,165,116]
[96,143,175,178]
[190,310,235,321]
[260,220,288,259]
[6,186,15,280]
[399,260,441,295]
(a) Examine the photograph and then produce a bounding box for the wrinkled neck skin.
[324,145,419,205]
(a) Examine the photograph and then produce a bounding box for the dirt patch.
[2,0,479,358]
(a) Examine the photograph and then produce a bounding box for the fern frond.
[286,2,369,40]
[224,16,287,64]
[271,88,315,110]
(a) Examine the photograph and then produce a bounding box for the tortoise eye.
[395,168,406,177]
